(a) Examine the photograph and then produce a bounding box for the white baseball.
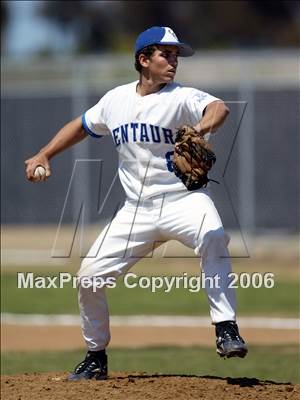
[34,166,46,180]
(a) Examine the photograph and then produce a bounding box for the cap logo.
[166,28,178,40]
[162,27,179,43]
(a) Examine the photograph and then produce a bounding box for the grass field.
[2,259,299,386]
[2,346,300,383]
[1,270,299,316]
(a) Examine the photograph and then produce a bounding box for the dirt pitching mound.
[2,372,299,400]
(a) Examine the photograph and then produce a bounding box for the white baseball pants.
[77,189,236,351]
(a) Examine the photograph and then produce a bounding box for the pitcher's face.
[142,45,179,83]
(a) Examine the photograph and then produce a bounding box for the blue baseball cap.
[135,26,194,57]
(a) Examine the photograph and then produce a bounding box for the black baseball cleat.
[215,321,248,359]
[68,350,108,381]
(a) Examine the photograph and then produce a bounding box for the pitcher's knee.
[205,228,229,244]
[77,256,125,289]
[77,257,94,280]
[198,228,230,258]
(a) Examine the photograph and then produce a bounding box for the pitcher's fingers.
[45,165,51,178]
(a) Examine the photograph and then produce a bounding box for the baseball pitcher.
[25,26,248,381]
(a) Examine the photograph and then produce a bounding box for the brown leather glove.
[173,125,217,191]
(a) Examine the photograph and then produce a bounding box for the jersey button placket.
[134,98,143,120]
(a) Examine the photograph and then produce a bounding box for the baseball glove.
[173,125,217,191]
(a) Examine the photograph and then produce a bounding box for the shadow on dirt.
[108,373,291,388]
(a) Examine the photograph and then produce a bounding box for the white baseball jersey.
[82,81,219,200]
